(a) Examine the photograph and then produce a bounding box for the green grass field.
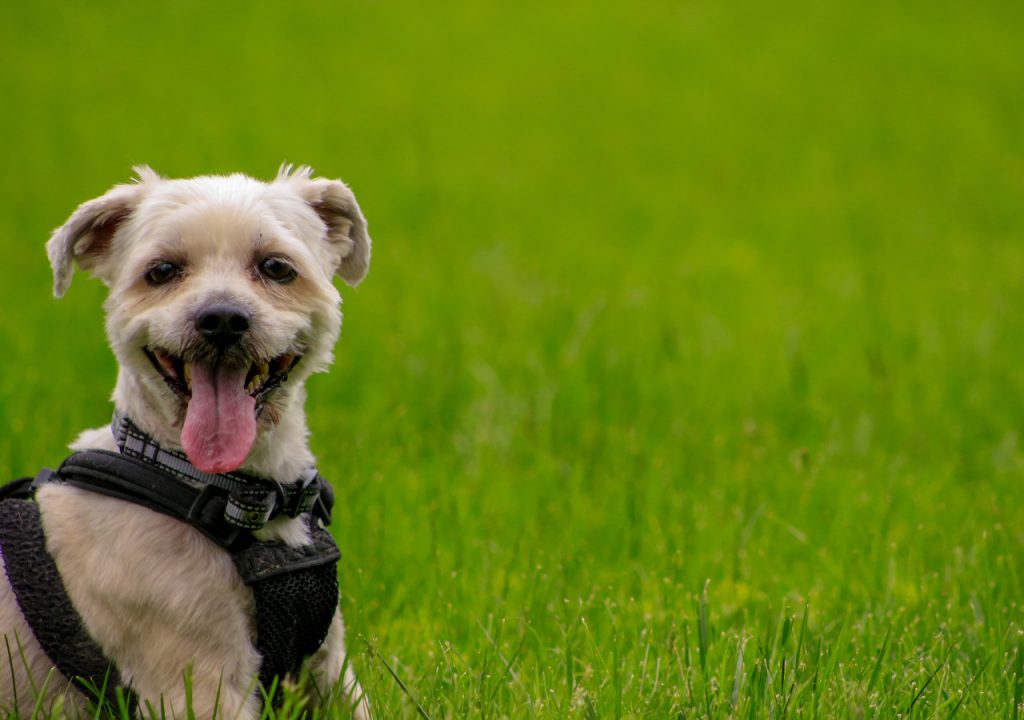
[1,0,1023,717]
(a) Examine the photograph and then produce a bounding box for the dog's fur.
[0,166,371,718]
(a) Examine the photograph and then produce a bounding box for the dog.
[0,165,372,718]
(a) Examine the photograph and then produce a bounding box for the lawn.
[1,0,1023,717]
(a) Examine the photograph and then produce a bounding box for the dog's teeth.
[259,361,270,377]
[183,363,192,387]
[157,353,177,378]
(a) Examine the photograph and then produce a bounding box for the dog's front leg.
[38,487,265,720]
[306,609,370,719]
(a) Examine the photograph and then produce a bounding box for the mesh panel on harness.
[233,519,340,690]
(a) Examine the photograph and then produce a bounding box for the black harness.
[0,417,341,710]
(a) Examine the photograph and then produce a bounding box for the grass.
[1,0,1023,716]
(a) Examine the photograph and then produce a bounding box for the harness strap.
[38,451,334,553]
[111,414,332,532]
[0,498,131,712]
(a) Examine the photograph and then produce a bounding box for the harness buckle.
[186,483,219,525]
[312,477,334,526]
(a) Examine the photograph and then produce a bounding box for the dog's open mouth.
[144,348,300,402]
[143,348,301,474]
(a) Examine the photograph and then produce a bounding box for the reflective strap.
[225,491,278,529]
[110,412,328,532]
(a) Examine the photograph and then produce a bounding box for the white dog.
[0,166,371,718]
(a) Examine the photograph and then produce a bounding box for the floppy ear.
[279,165,371,286]
[46,167,157,297]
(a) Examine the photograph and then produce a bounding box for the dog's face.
[47,166,370,474]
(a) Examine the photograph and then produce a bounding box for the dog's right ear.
[276,164,371,287]
[46,167,158,297]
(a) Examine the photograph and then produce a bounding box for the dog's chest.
[21,485,331,702]
[38,485,258,677]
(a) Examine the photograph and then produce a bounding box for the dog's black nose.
[196,304,251,348]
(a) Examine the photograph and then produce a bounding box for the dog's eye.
[259,257,297,284]
[145,262,182,286]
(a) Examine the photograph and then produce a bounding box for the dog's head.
[47,166,370,475]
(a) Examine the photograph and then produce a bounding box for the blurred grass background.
[1,0,1023,716]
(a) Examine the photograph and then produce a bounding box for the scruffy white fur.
[0,166,371,718]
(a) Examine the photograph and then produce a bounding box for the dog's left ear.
[46,167,157,297]
[280,166,371,286]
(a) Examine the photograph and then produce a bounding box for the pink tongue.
[181,362,256,474]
